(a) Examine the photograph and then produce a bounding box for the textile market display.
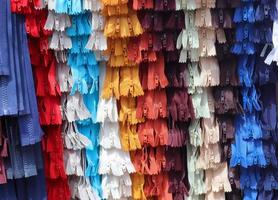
[0,0,46,199]
[1,0,278,199]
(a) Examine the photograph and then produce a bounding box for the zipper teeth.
[7,120,24,179]
[23,145,37,177]
[21,115,34,145]
[27,116,34,144]
[0,78,9,116]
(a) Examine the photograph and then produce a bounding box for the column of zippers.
[97,0,143,198]
[262,0,278,200]
[10,1,71,199]
[212,0,243,199]
[122,1,151,199]
[230,0,267,199]
[45,6,81,200]
[163,8,191,200]
[131,0,175,198]
[0,0,47,198]
[44,4,75,200]
[178,0,230,199]
[47,3,103,199]
[128,1,153,199]
[70,6,102,200]
[176,1,205,199]
[195,1,232,199]
[175,1,204,200]
[83,0,109,198]
[254,0,278,199]
[127,0,155,198]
